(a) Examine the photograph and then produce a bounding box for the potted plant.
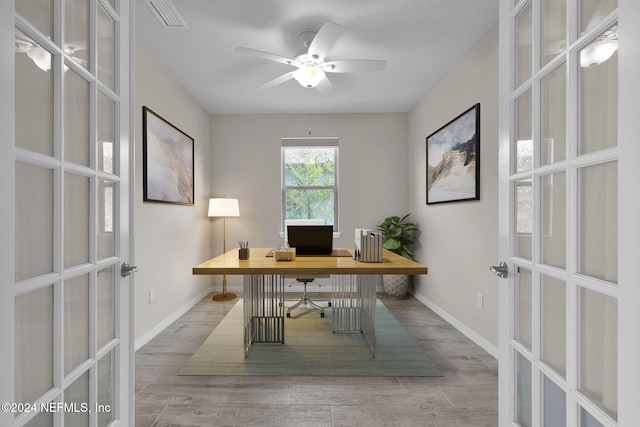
[377,214,420,298]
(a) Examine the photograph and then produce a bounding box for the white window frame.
[281,137,339,235]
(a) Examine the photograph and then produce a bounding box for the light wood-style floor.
[135,293,498,426]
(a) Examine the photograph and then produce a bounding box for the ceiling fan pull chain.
[308,91,312,135]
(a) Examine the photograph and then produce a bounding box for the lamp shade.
[208,198,239,217]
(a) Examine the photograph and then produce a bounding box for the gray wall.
[134,44,214,344]
[408,24,500,352]
[209,113,408,290]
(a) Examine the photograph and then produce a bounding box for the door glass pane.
[65,0,90,71]
[64,69,90,166]
[16,0,53,38]
[64,274,90,375]
[542,0,566,66]
[541,64,566,165]
[97,4,115,90]
[543,376,566,426]
[98,180,115,260]
[578,162,617,283]
[515,89,533,173]
[98,92,115,174]
[15,29,53,156]
[98,351,115,427]
[580,408,605,427]
[541,275,566,377]
[516,352,533,427]
[580,0,617,34]
[25,411,53,427]
[516,267,532,350]
[65,173,90,269]
[515,179,532,260]
[579,26,618,154]
[541,173,566,269]
[97,267,115,348]
[15,162,54,282]
[64,370,89,426]
[579,287,618,420]
[515,1,533,87]
[15,286,54,407]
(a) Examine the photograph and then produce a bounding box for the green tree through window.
[283,147,337,226]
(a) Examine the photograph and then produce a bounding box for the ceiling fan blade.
[259,71,295,90]
[315,77,334,95]
[323,59,387,73]
[236,46,295,66]
[307,21,342,61]
[15,39,34,53]
[64,39,88,54]
[585,2,613,31]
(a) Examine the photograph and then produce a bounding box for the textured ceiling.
[135,0,498,115]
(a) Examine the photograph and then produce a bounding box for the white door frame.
[615,0,640,425]
[0,0,135,425]
[497,0,512,423]
[0,1,17,425]
[119,0,136,424]
[498,0,640,426]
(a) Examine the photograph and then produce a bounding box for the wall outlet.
[476,293,484,309]
[149,288,156,304]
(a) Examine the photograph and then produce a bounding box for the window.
[281,138,338,230]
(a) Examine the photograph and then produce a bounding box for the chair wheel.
[286,313,291,318]
[320,312,325,317]
[328,302,332,307]
[279,302,283,307]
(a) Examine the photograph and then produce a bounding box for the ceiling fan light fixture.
[580,39,618,67]
[293,66,325,88]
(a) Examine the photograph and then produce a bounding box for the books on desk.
[354,228,383,263]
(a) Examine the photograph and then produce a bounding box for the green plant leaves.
[376,213,420,261]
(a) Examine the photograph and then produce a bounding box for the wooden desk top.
[193,248,428,276]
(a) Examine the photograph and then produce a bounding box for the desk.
[193,248,428,356]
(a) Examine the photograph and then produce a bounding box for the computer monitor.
[287,225,333,256]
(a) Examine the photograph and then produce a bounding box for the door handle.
[121,262,138,277]
[490,261,508,278]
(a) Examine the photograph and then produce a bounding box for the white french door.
[0,0,134,426]
[498,0,640,426]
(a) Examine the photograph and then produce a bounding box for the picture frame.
[426,103,480,205]
[142,106,194,205]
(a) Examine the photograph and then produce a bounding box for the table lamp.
[208,197,240,301]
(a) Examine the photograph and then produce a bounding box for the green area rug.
[179,299,442,377]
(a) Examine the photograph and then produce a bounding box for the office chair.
[283,219,331,318]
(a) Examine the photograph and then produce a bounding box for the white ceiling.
[135,0,498,115]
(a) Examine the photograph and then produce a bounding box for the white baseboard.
[410,290,499,359]
[134,287,214,351]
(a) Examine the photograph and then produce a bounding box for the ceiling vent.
[144,0,188,29]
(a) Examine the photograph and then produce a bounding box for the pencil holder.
[239,248,249,260]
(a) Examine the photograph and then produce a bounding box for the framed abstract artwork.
[142,106,194,205]
[426,103,480,204]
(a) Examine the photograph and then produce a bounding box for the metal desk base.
[331,274,377,356]
[243,274,377,357]
[243,274,285,356]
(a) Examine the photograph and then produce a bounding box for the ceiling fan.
[236,21,387,94]
[15,31,90,72]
